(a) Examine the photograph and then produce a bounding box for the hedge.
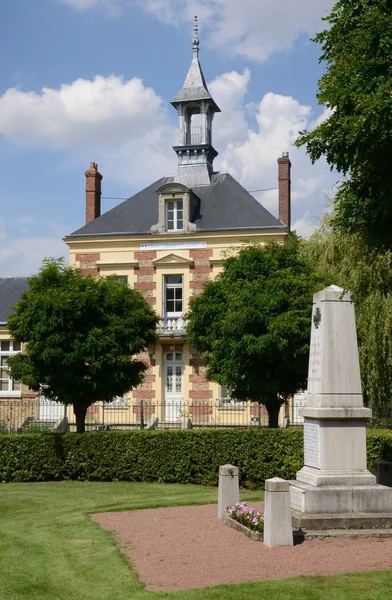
[0,428,391,487]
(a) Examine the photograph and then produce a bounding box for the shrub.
[0,428,391,486]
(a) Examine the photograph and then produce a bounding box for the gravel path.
[91,503,392,592]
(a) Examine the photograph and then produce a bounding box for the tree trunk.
[73,404,88,433]
[265,402,281,428]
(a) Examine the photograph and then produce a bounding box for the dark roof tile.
[0,278,29,324]
[68,172,286,238]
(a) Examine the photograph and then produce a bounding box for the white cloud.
[0,74,177,189]
[0,218,69,277]
[209,69,250,146]
[0,75,165,148]
[292,211,316,238]
[215,90,336,225]
[59,0,335,62]
[0,69,336,253]
[59,0,123,17]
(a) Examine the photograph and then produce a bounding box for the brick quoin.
[143,374,156,384]
[190,280,206,289]
[189,373,207,384]
[190,249,213,258]
[134,251,157,260]
[22,393,39,399]
[141,357,156,368]
[76,253,100,263]
[138,266,155,275]
[135,281,156,291]
[250,405,268,417]
[133,389,156,399]
[81,268,99,276]
[189,390,213,400]
[190,264,212,273]
[145,297,157,306]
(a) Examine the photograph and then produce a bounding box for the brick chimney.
[278,152,291,230]
[85,162,103,224]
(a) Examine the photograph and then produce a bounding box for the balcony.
[156,316,188,338]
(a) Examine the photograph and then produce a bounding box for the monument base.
[291,509,392,539]
[296,465,376,487]
[290,480,392,514]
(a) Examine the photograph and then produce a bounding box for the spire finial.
[192,16,199,58]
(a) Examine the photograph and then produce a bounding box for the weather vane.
[192,16,199,57]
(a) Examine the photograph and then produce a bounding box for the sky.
[0,0,338,277]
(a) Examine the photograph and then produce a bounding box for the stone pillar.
[264,478,293,547]
[218,464,239,520]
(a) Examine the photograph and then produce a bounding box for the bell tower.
[171,17,221,186]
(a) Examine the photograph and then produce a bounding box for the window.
[107,276,128,284]
[219,385,244,409]
[0,340,21,395]
[166,200,183,231]
[164,275,183,318]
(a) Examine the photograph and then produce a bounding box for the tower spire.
[171,16,220,186]
[192,16,199,58]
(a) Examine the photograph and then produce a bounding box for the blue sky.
[0,0,337,276]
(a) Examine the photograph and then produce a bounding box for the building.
[63,18,292,428]
[0,19,292,430]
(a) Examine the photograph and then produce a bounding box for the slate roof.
[0,277,29,324]
[171,57,220,112]
[68,172,286,238]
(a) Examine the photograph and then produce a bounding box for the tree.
[300,209,392,416]
[186,240,326,427]
[7,259,158,433]
[296,0,392,249]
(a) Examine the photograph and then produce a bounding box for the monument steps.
[292,510,392,531]
[299,528,392,540]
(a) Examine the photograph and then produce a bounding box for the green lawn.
[0,481,391,600]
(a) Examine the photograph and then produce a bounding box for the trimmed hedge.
[0,428,392,487]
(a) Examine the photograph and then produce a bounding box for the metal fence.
[0,398,271,433]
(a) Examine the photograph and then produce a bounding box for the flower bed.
[225,502,264,541]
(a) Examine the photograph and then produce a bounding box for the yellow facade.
[64,227,289,429]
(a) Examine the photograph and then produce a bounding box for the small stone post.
[264,478,293,547]
[218,464,239,520]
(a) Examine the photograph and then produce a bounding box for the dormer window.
[152,183,197,234]
[166,200,183,231]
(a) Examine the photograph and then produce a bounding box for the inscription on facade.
[304,420,320,468]
[140,242,207,251]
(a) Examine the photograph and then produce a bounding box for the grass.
[0,481,391,599]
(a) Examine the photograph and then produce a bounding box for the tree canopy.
[296,0,392,249]
[186,240,326,427]
[300,211,392,419]
[7,259,158,432]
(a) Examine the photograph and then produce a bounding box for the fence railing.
[0,398,271,433]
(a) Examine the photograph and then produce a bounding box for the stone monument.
[290,285,392,537]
